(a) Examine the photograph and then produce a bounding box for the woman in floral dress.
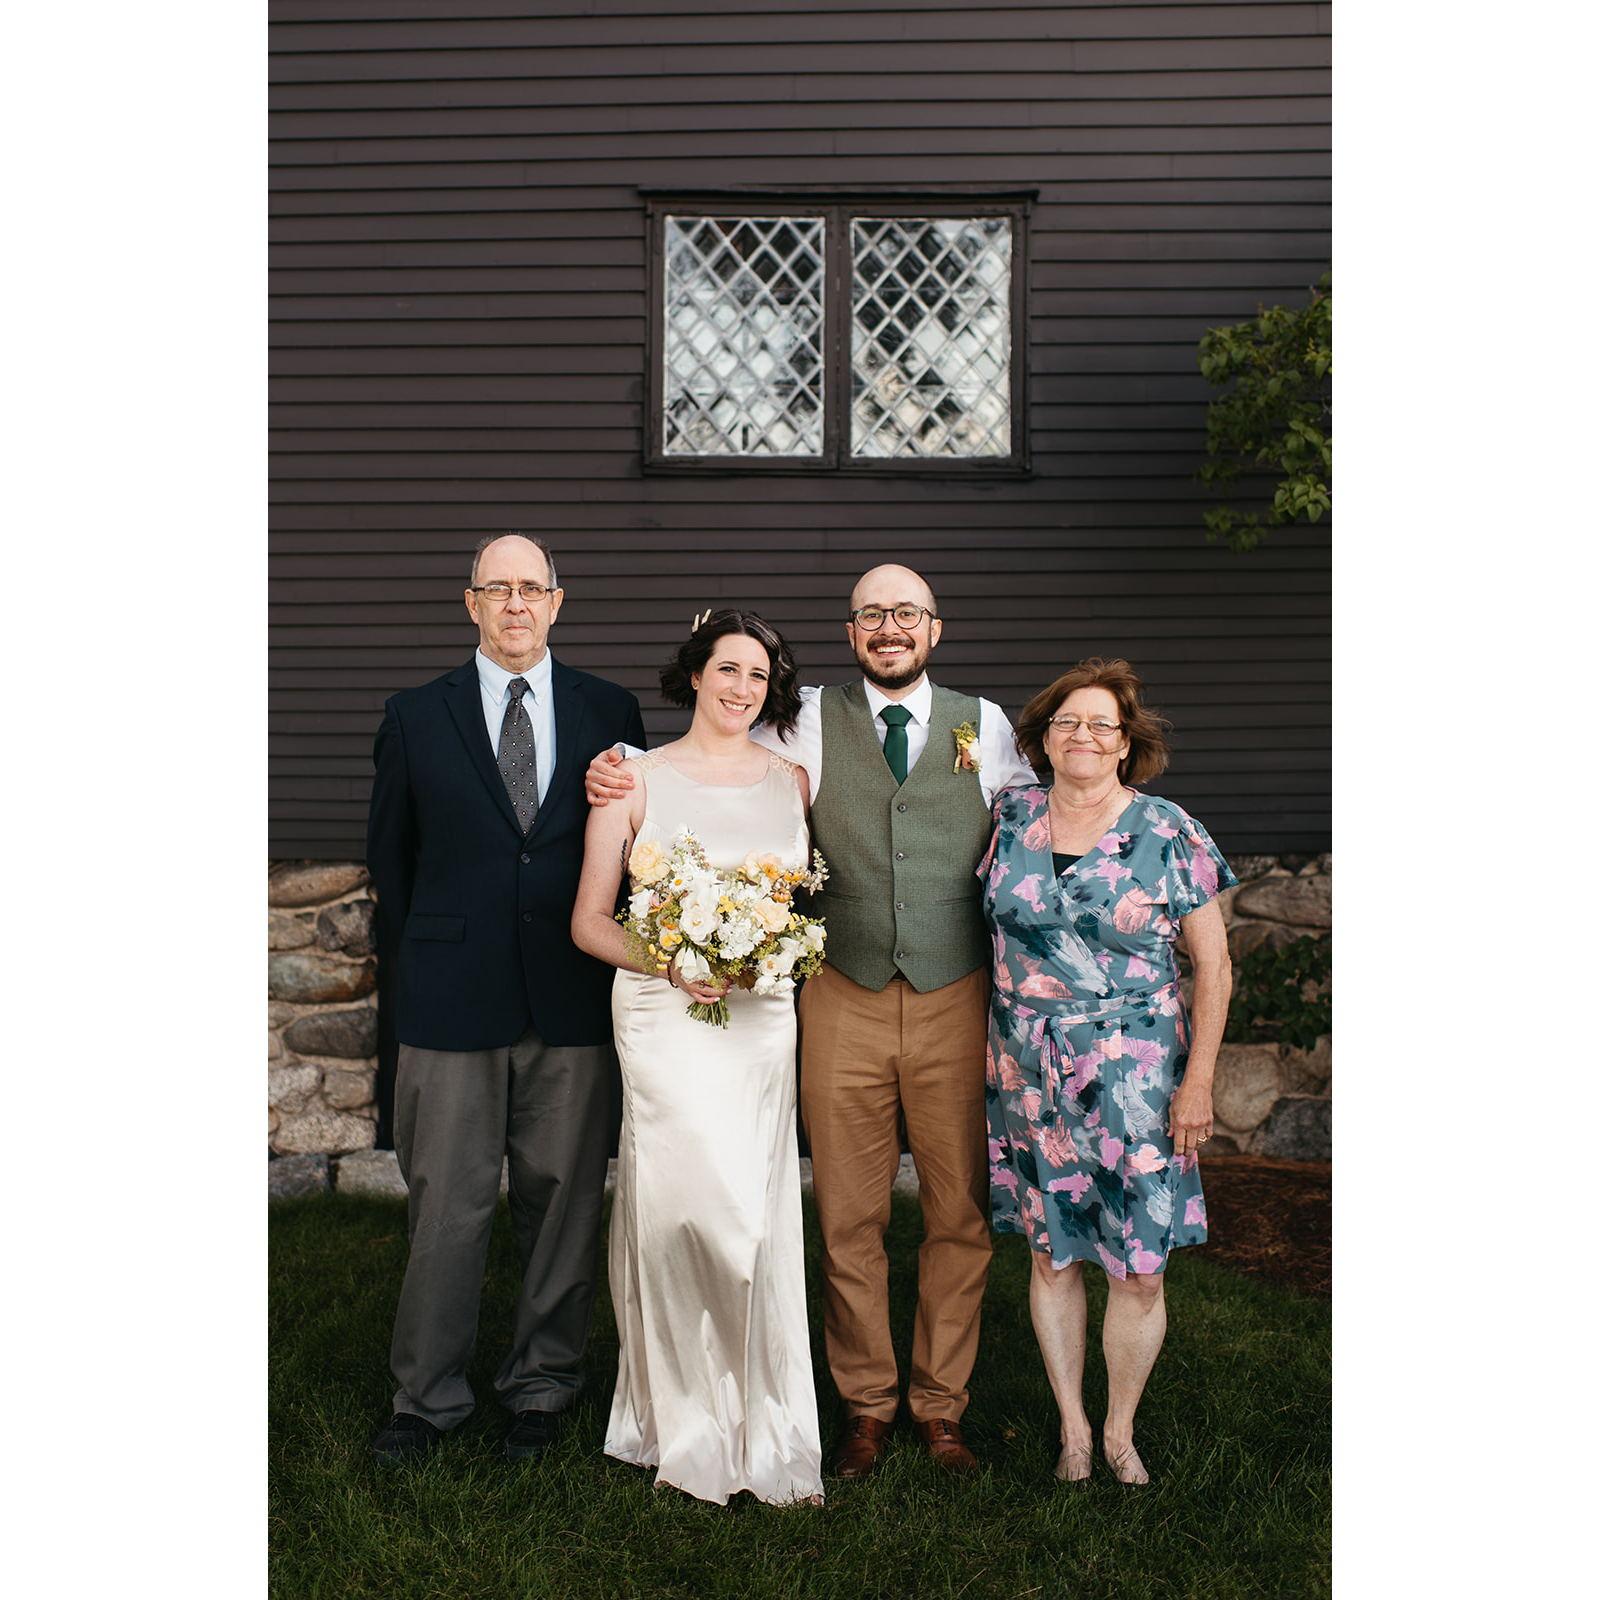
[980,659,1234,1485]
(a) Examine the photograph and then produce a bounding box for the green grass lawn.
[271,1194,1329,1600]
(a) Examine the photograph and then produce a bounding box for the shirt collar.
[476,646,552,704]
[862,674,933,726]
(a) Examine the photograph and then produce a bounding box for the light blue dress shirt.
[475,647,556,807]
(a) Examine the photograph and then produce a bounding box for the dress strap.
[766,750,798,778]
[633,749,671,775]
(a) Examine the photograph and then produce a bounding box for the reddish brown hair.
[1014,658,1172,785]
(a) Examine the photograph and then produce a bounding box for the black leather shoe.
[371,1413,442,1464]
[504,1409,564,1462]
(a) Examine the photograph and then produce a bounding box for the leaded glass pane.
[662,215,825,457]
[851,218,1013,459]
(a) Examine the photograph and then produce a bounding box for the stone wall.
[266,852,1331,1172]
[1200,851,1332,1160]
[268,863,380,1158]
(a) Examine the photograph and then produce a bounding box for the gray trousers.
[389,1024,614,1429]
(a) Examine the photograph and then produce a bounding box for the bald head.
[845,563,943,694]
[471,532,556,590]
[849,563,936,615]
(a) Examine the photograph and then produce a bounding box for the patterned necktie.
[880,704,913,786]
[497,676,540,834]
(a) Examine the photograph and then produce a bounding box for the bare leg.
[1101,1270,1166,1483]
[1028,1253,1093,1479]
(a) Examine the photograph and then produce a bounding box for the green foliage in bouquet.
[1225,934,1330,1052]
[1197,273,1331,552]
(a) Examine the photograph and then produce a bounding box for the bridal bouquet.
[619,828,829,1026]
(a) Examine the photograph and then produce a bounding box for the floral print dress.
[979,787,1237,1278]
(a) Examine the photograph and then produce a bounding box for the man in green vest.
[585,564,1036,1476]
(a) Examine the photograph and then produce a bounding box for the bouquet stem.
[686,998,731,1028]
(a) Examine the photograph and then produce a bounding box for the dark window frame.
[642,188,1035,477]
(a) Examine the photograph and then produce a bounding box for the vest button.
[895,950,907,961]
[896,901,906,911]
[894,850,905,860]
[896,802,908,812]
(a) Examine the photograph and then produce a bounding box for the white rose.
[774,938,801,975]
[803,923,827,952]
[674,947,710,985]
[680,901,720,944]
[751,896,790,935]
[628,888,657,923]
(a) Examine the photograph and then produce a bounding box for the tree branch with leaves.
[1197,272,1331,553]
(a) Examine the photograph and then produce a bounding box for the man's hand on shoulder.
[586,745,637,807]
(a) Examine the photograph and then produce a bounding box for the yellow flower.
[630,839,668,885]
[660,929,683,949]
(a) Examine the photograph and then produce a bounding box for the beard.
[856,635,928,690]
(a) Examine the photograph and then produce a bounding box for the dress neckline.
[649,750,778,791]
[1041,786,1142,879]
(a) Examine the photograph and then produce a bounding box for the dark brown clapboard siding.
[270,0,1331,860]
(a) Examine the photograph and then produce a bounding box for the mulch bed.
[1193,1153,1330,1297]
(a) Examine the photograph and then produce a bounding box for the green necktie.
[880,704,912,785]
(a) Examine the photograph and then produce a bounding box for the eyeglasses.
[472,582,555,604]
[849,603,937,631]
[1048,716,1122,739]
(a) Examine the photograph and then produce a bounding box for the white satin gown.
[605,750,824,1505]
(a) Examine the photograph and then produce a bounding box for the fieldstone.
[1211,883,1241,927]
[892,1153,920,1196]
[323,1067,377,1111]
[269,953,376,1004]
[1233,874,1331,931]
[283,1006,378,1060]
[268,1002,298,1028]
[268,1064,321,1113]
[1278,852,1315,874]
[1210,1043,1283,1131]
[269,1153,330,1200]
[334,1148,408,1198]
[317,898,376,957]
[1228,854,1278,885]
[268,1032,283,1062]
[268,1106,280,1136]
[1228,918,1287,961]
[1202,1133,1240,1155]
[1317,852,1332,874]
[1254,1095,1331,1161]
[269,862,369,908]
[269,910,316,951]
[273,1110,377,1156]
[1281,1034,1332,1094]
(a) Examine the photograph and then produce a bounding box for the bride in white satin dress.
[571,612,823,1506]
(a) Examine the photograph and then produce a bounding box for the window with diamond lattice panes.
[851,218,1012,459]
[662,215,826,457]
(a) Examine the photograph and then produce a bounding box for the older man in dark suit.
[365,532,645,1464]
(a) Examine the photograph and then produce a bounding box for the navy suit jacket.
[366,654,646,1051]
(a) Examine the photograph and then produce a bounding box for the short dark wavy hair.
[1014,657,1172,786]
[659,609,803,740]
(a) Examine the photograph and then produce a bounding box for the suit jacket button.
[521,912,533,923]
[520,852,531,864]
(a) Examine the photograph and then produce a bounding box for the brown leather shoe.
[831,1414,892,1479]
[915,1417,977,1471]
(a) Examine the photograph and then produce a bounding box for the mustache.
[870,636,915,651]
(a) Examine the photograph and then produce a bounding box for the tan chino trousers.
[798,961,992,1423]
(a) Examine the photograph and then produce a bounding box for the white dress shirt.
[746,677,1037,805]
[476,646,556,807]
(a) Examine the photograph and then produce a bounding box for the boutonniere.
[952,721,980,774]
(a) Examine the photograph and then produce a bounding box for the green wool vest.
[808,682,993,993]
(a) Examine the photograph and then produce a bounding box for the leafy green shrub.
[1225,934,1330,1051]
[1197,273,1331,552]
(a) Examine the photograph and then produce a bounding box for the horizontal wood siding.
[270,0,1331,859]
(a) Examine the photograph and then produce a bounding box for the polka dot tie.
[497,677,540,834]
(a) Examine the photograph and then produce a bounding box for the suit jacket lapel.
[443,658,523,838]
[528,658,585,841]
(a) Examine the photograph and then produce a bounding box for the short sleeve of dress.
[976,787,1010,880]
[1161,806,1239,917]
